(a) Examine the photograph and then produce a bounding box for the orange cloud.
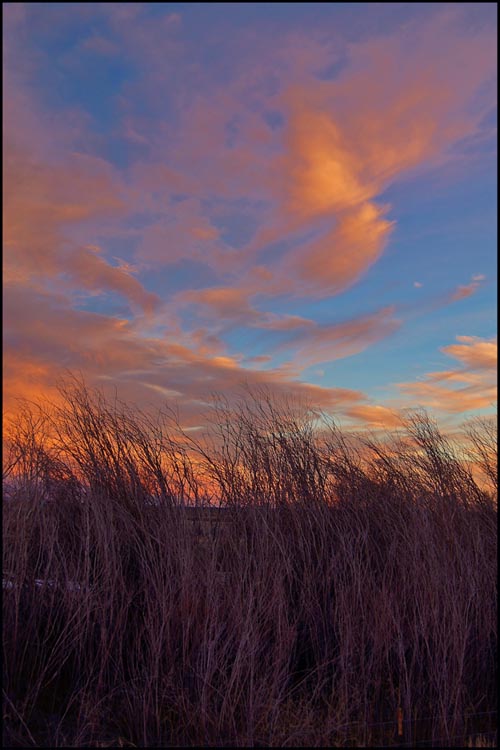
[442,336,497,371]
[397,381,497,414]
[191,225,220,241]
[423,370,484,385]
[3,87,160,316]
[4,149,124,269]
[344,404,403,430]
[254,17,496,297]
[3,280,367,425]
[449,281,483,302]
[397,336,497,414]
[65,247,160,315]
[291,203,394,296]
[276,306,400,369]
[284,107,373,219]
[182,287,260,323]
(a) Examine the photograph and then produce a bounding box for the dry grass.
[2,378,497,747]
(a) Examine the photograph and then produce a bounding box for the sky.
[3,2,497,432]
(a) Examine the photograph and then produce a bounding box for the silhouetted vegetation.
[3,379,497,747]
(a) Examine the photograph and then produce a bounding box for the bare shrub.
[3,380,497,747]
[465,415,498,494]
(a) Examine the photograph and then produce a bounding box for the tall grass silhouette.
[3,378,497,747]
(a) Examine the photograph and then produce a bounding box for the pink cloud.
[276,306,400,370]
[344,404,403,429]
[254,314,315,331]
[181,287,260,324]
[3,281,366,424]
[135,196,224,267]
[3,68,162,317]
[397,380,497,414]
[397,336,497,414]
[3,144,158,314]
[65,247,160,315]
[154,11,495,302]
[449,280,483,302]
[97,7,496,311]
[289,204,394,296]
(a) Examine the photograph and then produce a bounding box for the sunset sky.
[3,3,497,431]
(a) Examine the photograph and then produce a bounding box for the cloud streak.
[397,336,497,414]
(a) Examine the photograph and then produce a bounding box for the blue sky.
[4,2,497,429]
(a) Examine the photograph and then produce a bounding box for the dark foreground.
[3,383,497,746]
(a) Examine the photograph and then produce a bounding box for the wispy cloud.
[274,307,401,370]
[343,404,403,430]
[442,335,497,370]
[397,335,497,414]
[449,275,487,302]
[3,4,496,424]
